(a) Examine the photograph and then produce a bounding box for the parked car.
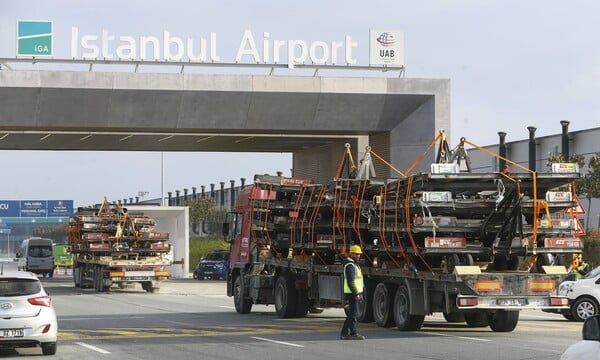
[561,315,600,359]
[193,250,230,280]
[0,270,58,355]
[551,265,600,322]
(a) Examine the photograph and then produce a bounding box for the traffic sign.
[565,195,586,215]
[574,218,586,236]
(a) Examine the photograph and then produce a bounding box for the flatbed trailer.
[225,138,581,332]
[68,198,171,293]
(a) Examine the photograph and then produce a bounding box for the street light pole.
[161,152,165,206]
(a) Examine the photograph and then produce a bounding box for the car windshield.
[28,246,53,257]
[0,278,42,296]
[585,265,600,279]
[205,252,229,261]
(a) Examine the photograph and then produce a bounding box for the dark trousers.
[341,293,358,335]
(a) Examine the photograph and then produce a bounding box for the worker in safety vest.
[340,245,366,340]
[571,254,590,279]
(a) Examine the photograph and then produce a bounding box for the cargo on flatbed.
[68,197,171,293]
[224,134,581,332]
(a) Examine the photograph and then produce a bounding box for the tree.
[186,197,229,236]
[33,224,68,242]
[547,152,600,231]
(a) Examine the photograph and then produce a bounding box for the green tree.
[33,224,68,242]
[186,197,229,236]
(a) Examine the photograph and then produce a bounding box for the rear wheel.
[356,281,374,323]
[41,342,57,355]
[488,310,519,332]
[443,312,465,323]
[464,311,489,327]
[373,283,395,327]
[233,275,252,314]
[393,285,424,331]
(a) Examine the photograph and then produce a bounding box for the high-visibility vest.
[343,262,364,294]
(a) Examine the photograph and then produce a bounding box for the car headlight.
[559,282,575,295]
[215,262,225,269]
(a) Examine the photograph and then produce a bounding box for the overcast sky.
[1,0,599,207]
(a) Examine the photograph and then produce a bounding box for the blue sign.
[0,200,74,217]
[0,201,20,217]
[0,229,10,234]
[47,200,74,217]
[20,200,47,217]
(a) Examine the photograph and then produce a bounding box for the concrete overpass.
[0,61,450,182]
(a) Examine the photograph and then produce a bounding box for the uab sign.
[17,20,53,56]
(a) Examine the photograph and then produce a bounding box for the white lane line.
[60,316,145,321]
[75,342,111,354]
[251,336,304,348]
[427,332,491,342]
[218,305,235,309]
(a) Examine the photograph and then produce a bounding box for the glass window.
[28,246,53,257]
[0,279,42,296]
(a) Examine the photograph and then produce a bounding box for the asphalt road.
[0,271,585,360]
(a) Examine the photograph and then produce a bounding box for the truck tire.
[393,285,425,331]
[488,310,519,332]
[233,276,252,314]
[572,296,599,322]
[443,312,465,323]
[275,276,297,318]
[373,283,395,327]
[295,289,309,318]
[464,311,489,327]
[356,281,374,323]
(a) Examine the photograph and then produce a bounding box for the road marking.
[427,332,491,342]
[60,316,145,321]
[218,305,235,309]
[251,336,304,347]
[75,342,111,354]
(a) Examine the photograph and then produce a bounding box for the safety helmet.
[349,245,362,254]
[577,254,583,260]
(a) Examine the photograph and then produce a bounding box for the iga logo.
[376,32,395,46]
[17,20,53,56]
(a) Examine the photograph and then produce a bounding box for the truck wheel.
[443,312,465,323]
[464,311,489,327]
[373,283,395,327]
[488,310,519,332]
[356,281,374,323]
[572,297,599,322]
[275,276,297,318]
[73,267,81,288]
[233,276,252,314]
[295,289,309,318]
[393,285,424,331]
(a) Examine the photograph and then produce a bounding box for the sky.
[1,0,599,207]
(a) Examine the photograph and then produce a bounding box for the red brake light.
[28,296,52,307]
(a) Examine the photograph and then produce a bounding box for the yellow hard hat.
[349,245,362,254]
[577,254,582,259]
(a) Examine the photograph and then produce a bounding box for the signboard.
[369,29,404,66]
[0,200,73,218]
[17,20,53,57]
[574,218,586,236]
[565,195,586,215]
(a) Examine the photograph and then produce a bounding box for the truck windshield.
[28,246,53,257]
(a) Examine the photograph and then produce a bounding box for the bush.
[188,237,230,273]
[582,229,600,268]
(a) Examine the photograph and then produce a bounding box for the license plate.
[497,298,527,306]
[1,329,24,338]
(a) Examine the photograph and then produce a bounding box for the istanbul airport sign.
[16,20,404,69]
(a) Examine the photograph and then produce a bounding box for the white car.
[561,315,600,360]
[0,270,58,355]
[558,265,600,322]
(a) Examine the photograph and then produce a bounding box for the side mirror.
[222,222,230,237]
[582,315,600,341]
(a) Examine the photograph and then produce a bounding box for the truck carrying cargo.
[68,197,171,293]
[224,134,582,332]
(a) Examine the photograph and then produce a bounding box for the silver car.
[0,270,58,355]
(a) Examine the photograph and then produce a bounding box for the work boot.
[347,333,366,340]
[340,332,350,340]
